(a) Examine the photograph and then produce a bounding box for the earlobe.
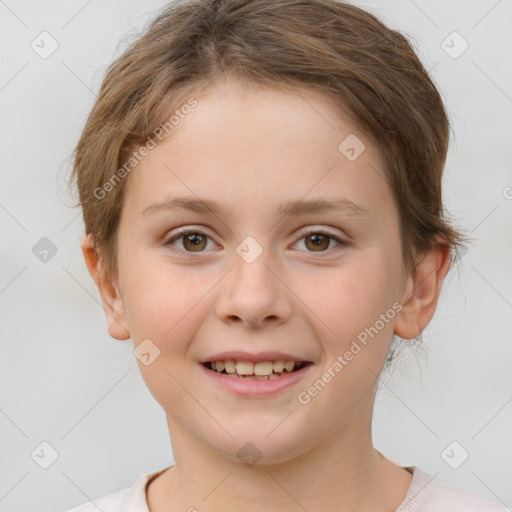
[81,234,131,341]
[394,242,452,340]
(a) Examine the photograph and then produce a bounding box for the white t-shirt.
[64,465,510,512]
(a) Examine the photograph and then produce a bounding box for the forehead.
[165,78,370,154]
[123,78,391,223]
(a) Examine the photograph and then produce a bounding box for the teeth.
[254,361,273,375]
[236,361,254,375]
[208,359,303,376]
[284,361,295,372]
[272,360,285,373]
[223,372,283,381]
[224,360,236,374]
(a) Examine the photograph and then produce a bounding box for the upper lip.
[199,351,312,364]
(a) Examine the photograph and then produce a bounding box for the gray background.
[1,0,511,510]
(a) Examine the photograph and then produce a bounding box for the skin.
[82,77,451,512]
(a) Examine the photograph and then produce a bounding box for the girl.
[65,0,509,510]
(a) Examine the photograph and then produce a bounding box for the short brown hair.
[68,0,469,285]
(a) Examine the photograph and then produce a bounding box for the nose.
[214,244,292,328]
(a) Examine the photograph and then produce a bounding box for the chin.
[210,420,314,467]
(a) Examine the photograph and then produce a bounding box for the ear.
[81,234,131,340]
[394,241,452,339]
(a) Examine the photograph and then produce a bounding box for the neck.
[149,419,409,512]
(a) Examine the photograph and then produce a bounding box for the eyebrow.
[140,196,371,219]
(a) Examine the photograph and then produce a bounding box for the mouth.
[201,360,313,380]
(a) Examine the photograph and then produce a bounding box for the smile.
[203,360,309,379]
[200,360,314,396]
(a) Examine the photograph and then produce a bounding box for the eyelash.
[163,228,347,258]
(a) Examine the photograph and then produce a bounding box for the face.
[106,78,412,463]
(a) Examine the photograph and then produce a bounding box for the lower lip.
[199,363,314,397]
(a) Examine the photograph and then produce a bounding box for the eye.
[293,229,346,255]
[164,229,216,256]
[163,228,347,257]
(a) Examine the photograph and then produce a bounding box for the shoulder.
[62,469,163,512]
[64,489,125,512]
[399,466,510,512]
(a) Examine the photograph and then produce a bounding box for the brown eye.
[304,233,330,251]
[182,233,207,251]
[295,230,346,255]
[165,230,213,253]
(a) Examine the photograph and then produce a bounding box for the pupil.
[307,234,328,251]
[185,233,205,251]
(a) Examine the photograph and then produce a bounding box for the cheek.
[308,249,399,354]
[117,248,179,339]
[121,259,215,350]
